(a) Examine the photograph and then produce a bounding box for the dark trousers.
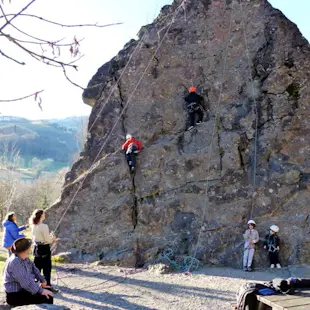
[188,109,204,127]
[268,251,279,265]
[126,144,138,168]
[34,244,52,286]
[6,289,53,306]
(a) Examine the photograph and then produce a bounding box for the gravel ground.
[1,264,309,310]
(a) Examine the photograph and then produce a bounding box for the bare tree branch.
[0,1,122,100]
[0,48,25,64]
[6,21,64,44]
[8,36,85,47]
[0,90,44,102]
[0,13,123,28]
[5,36,79,68]
[62,65,85,90]
[0,0,37,31]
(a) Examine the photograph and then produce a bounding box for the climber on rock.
[121,134,142,172]
[184,86,206,131]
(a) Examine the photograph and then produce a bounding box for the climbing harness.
[186,101,200,111]
[266,235,278,253]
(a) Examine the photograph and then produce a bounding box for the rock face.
[47,0,310,268]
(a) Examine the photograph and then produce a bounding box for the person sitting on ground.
[184,86,206,131]
[2,211,28,257]
[30,209,58,293]
[3,237,54,307]
[121,134,143,172]
[264,224,281,269]
[243,220,259,272]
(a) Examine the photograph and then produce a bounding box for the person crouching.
[3,238,54,307]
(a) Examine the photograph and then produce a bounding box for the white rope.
[53,0,188,233]
[187,3,235,272]
[239,0,259,220]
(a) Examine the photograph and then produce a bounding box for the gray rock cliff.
[48,0,310,268]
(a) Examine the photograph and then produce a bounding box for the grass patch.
[52,255,66,264]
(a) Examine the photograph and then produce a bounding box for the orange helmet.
[189,86,197,93]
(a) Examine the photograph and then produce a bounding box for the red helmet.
[189,86,197,93]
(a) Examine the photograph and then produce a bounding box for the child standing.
[264,225,281,268]
[243,220,259,271]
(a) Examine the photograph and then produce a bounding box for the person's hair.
[5,212,15,222]
[249,223,256,228]
[11,238,32,254]
[30,209,44,225]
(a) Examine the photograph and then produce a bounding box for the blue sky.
[0,0,308,120]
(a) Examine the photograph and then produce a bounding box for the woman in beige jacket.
[30,209,57,293]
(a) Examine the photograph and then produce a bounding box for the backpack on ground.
[235,282,274,310]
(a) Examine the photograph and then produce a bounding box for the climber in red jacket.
[121,134,143,172]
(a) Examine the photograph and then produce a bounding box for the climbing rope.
[186,2,235,273]
[53,0,189,233]
[158,248,203,272]
[239,0,259,220]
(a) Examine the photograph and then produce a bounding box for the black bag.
[34,243,51,258]
[235,282,273,310]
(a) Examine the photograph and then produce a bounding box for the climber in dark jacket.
[184,86,206,130]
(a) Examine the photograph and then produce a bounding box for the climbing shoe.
[270,264,275,269]
[247,267,252,272]
[276,263,281,269]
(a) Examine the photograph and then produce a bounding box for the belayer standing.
[243,220,259,272]
[184,86,206,130]
[30,210,58,294]
[264,225,281,269]
[122,134,142,172]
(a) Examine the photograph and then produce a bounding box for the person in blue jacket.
[2,212,28,257]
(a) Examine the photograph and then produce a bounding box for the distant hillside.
[0,116,88,172]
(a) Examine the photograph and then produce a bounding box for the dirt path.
[1,264,309,309]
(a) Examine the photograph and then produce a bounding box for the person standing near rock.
[184,86,206,131]
[264,225,281,269]
[122,134,143,172]
[3,237,54,307]
[243,220,259,272]
[30,209,58,293]
[2,212,28,257]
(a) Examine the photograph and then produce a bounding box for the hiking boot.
[243,266,248,271]
[187,126,194,131]
[276,263,281,269]
[270,264,275,269]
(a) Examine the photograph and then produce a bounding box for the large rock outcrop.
[48,0,310,268]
